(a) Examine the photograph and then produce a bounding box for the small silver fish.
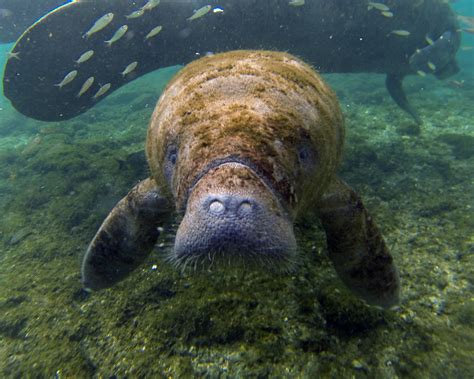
[141,0,160,12]
[105,25,128,46]
[121,61,138,77]
[368,2,390,11]
[381,11,393,18]
[289,0,305,6]
[427,61,437,71]
[83,13,114,39]
[6,51,20,60]
[425,36,435,45]
[417,70,427,77]
[387,30,411,37]
[55,70,78,89]
[93,83,111,99]
[77,77,95,98]
[126,9,145,19]
[75,50,94,64]
[145,25,163,40]
[188,5,212,21]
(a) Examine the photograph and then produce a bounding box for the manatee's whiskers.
[168,242,297,274]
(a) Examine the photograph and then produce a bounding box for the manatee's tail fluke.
[387,29,461,124]
[385,74,422,125]
[409,31,461,79]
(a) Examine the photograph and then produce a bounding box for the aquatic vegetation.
[437,133,474,159]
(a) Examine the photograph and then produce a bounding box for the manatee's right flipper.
[81,178,174,290]
[317,178,400,308]
[386,74,422,125]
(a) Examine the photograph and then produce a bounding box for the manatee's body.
[82,50,399,308]
[3,0,460,123]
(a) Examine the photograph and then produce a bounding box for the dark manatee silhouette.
[2,0,460,123]
[82,50,400,308]
[0,0,67,43]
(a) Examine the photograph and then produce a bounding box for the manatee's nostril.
[238,200,252,215]
[209,200,225,214]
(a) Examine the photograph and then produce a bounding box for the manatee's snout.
[203,194,256,220]
[173,163,297,270]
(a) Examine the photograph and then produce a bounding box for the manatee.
[82,50,400,308]
[2,0,460,124]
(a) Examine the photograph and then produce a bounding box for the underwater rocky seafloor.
[0,66,473,378]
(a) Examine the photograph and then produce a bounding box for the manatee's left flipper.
[81,178,174,290]
[386,74,422,125]
[317,178,400,308]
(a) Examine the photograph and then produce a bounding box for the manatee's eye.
[164,145,178,184]
[297,139,317,173]
[298,148,309,161]
[169,150,177,165]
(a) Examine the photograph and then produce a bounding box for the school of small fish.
[52,0,168,98]
[368,0,441,78]
[51,1,222,99]
[44,0,467,102]
[367,2,414,41]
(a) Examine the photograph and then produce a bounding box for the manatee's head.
[147,50,344,271]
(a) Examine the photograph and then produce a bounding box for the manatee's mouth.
[183,155,285,212]
[172,158,297,273]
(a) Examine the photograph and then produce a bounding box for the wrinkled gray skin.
[82,50,400,309]
[3,0,460,123]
